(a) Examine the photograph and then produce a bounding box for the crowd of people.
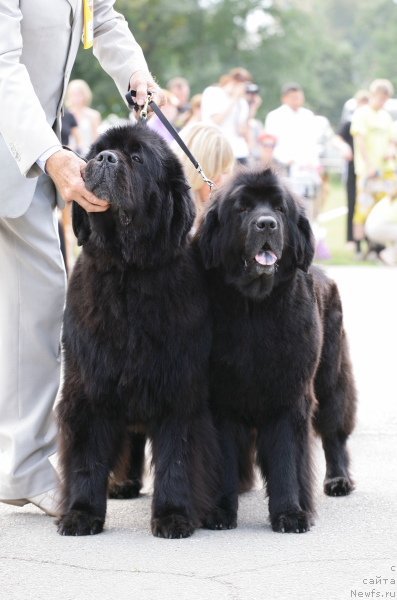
[337,79,397,265]
[60,71,397,269]
[61,69,334,266]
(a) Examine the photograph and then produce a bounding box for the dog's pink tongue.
[255,250,277,266]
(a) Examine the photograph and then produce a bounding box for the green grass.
[314,175,379,266]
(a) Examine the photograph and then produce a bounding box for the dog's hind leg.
[108,431,146,499]
[320,432,354,497]
[237,425,256,494]
[57,400,125,536]
[314,283,357,497]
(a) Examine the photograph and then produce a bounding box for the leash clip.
[140,92,152,121]
[197,164,215,192]
[125,90,152,121]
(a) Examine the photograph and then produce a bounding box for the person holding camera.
[201,68,252,165]
[0,0,160,516]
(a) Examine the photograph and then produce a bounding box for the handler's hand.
[45,150,109,213]
[130,70,164,107]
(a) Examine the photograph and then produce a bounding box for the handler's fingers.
[133,74,150,106]
[74,193,110,213]
[130,70,161,106]
[149,84,165,107]
[79,166,109,208]
[81,188,109,208]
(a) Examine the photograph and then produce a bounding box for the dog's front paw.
[324,476,354,497]
[151,513,195,539]
[57,510,104,536]
[108,479,142,499]
[271,510,311,533]
[202,507,237,530]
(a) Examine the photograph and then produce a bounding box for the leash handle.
[125,90,214,191]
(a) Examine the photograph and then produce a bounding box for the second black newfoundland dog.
[196,169,357,533]
[56,123,219,538]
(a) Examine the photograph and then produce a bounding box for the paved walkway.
[1,266,396,600]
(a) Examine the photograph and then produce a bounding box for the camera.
[246,83,259,94]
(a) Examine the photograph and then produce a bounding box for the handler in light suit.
[0,0,160,515]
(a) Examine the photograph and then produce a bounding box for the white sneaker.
[0,488,61,517]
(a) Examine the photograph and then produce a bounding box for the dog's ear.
[72,201,91,246]
[169,181,195,246]
[197,201,222,269]
[294,210,315,272]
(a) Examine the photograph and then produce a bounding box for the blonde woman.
[65,79,101,154]
[176,123,235,232]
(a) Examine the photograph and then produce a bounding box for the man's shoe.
[0,488,61,517]
[0,498,28,507]
[28,489,61,516]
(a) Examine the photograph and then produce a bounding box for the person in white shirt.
[265,83,321,220]
[265,82,320,172]
[201,68,252,164]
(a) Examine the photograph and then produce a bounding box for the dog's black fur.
[195,169,357,533]
[56,123,219,538]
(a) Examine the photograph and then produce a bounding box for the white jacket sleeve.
[93,2,150,98]
[0,1,61,177]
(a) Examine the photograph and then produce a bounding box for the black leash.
[62,145,87,162]
[125,90,214,191]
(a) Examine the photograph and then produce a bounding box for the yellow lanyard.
[83,0,94,49]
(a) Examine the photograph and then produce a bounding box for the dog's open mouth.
[254,243,278,266]
[243,243,279,278]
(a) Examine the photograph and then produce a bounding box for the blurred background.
[63,0,397,268]
[73,0,397,124]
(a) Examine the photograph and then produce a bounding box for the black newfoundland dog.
[196,169,357,533]
[56,123,219,538]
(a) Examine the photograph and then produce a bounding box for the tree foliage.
[71,0,397,126]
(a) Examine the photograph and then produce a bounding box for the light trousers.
[365,218,397,247]
[0,175,66,498]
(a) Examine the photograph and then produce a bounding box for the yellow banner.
[83,0,94,49]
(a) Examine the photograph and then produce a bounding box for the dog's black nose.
[255,216,277,231]
[96,150,118,164]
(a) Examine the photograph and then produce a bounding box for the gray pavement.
[1,266,396,600]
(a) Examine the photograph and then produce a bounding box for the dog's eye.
[131,155,142,163]
[237,206,248,213]
[275,206,284,213]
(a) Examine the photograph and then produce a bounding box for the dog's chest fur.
[208,270,322,422]
[62,251,210,423]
